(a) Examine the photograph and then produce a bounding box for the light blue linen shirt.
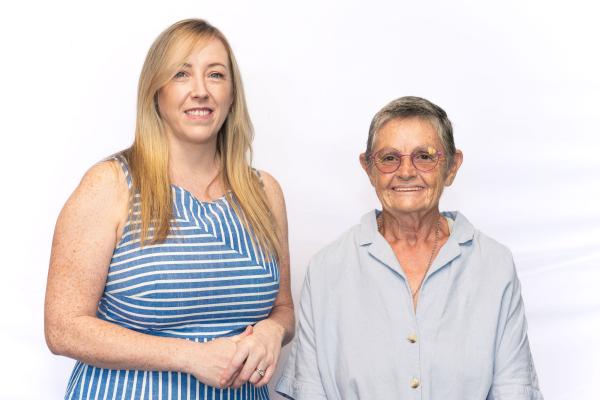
[276,211,543,400]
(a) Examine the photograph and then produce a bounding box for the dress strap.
[109,153,133,190]
[252,168,264,188]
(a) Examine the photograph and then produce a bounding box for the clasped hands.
[189,319,284,389]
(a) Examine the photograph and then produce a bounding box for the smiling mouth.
[184,107,213,117]
[391,186,424,192]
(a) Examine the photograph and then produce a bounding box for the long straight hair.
[122,19,279,260]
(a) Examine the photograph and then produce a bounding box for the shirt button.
[410,378,420,389]
[407,334,417,343]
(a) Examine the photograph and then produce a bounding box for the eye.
[379,153,400,163]
[413,151,436,161]
[208,71,225,80]
[173,71,188,79]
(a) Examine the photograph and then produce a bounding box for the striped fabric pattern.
[64,156,279,399]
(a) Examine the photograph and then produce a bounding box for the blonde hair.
[122,19,280,260]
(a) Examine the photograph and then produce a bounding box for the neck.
[166,134,222,196]
[379,209,441,245]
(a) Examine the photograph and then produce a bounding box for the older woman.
[276,96,542,399]
[45,19,293,399]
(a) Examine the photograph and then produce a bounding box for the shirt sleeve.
[275,264,328,399]
[488,260,544,400]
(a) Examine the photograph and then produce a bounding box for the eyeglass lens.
[374,149,440,173]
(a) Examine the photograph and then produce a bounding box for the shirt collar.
[358,209,475,278]
[358,210,378,246]
[358,210,475,246]
[440,211,475,245]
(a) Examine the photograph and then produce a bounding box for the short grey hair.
[365,96,456,167]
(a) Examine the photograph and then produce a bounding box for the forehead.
[373,117,442,151]
[170,36,230,68]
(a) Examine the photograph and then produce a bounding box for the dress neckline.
[170,184,230,205]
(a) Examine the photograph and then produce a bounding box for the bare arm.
[256,170,295,345]
[44,161,248,387]
[276,265,328,399]
[221,170,295,388]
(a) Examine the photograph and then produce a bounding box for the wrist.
[175,338,199,374]
[257,319,286,344]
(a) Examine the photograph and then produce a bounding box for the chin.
[180,131,220,145]
[387,202,432,215]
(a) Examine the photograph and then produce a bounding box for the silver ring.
[255,368,266,377]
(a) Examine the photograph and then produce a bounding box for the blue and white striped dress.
[64,156,279,399]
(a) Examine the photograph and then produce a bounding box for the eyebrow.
[412,145,435,152]
[178,62,228,69]
[376,145,436,153]
[207,62,227,69]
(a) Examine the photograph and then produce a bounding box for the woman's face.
[361,117,462,218]
[157,38,233,147]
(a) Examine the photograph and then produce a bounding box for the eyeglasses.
[369,147,445,173]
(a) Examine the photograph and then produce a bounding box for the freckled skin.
[44,38,294,389]
[45,159,293,388]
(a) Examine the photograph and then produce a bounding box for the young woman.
[45,19,294,399]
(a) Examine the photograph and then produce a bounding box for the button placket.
[406,315,421,397]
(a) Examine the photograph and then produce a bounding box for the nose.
[395,155,417,180]
[190,76,209,100]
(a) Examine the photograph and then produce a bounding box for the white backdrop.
[1,0,599,399]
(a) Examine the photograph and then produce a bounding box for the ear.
[359,153,376,186]
[224,95,234,120]
[444,149,463,186]
[154,92,162,117]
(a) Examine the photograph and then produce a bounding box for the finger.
[220,366,241,388]
[242,325,253,336]
[233,349,265,388]
[219,345,249,387]
[254,363,276,387]
[220,365,242,389]
[248,361,269,385]
[231,325,253,344]
[222,369,241,389]
[248,352,274,386]
[220,356,246,387]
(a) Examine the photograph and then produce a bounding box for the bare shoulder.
[76,159,129,201]
[257,169,286,218]
[256,170,288,240]
[47,159,131,327]
[56,159,129,243]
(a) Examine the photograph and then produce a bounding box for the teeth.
[392,187,423,192]
[185,109,211,116]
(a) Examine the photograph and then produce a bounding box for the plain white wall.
[1,0,598,398]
